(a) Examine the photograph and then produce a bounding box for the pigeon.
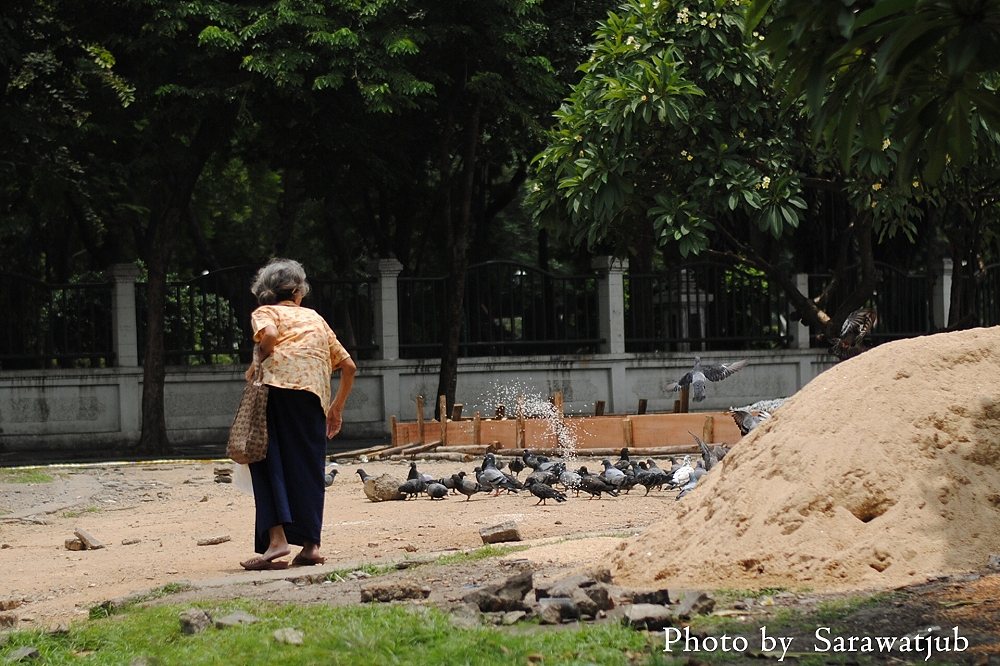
[670,455,694,488]
[558,468,583,495]
[397,478,425,499]
[508,457,526,478]
[727,408,770,436]
[477,454,520,495]
[635,463,670,495]
[324,467,338,487]
[666,357,748,402]
[689,431,718,471]
[599,458,626,488]
[829,307,877,360]
[408,462,435,484]
[525,478,567,505]
[613,448,632,472]
[451,472,481,501]
[425,482,448,500]
[577,468,620,499]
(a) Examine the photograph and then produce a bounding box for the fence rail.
[399,261,602,358]
[4,258,999,369]
[626,263,793,352]
[0,273,114,370]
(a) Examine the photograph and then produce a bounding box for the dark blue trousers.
[249,387,326,554]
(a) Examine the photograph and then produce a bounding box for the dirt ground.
[3,455,1000,661]
[0,456,666,627]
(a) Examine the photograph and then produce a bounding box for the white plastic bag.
[232,463,254,496]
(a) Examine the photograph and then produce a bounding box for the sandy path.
[0,457,673,627]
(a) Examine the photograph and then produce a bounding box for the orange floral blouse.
[251,303,351,412]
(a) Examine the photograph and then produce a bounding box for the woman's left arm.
[245,325,278,381]
[326,356,357,439]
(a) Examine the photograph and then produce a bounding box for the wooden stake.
[415,395,425,444]
[622,416,633,448]
[389,415,398,447]
[438,394,448,445]
[679,385,690,413]
[450,403,464,421]
[515,395,526,449]
[594,400,606,416]
[637,398,648,415]
[702,414,715,443]
[473,411,481,447]
[552,391,564,418]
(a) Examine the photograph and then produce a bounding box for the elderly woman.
[240,258,356,570]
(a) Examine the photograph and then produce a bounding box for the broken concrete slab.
[479,521,522,544]
[360,580,431,603]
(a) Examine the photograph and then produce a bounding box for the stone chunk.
[0,599,23,612]
[537,597,580,625]
[447,602,482,629]
[179,608,212,635]
[630,587,672,605]
[73,528,104,550]
[675,591,715,619]
[461,571,533,613]
[479,521,522,544]
[214,610,260,628]
[0,612,18,628]
[614,603,675,630]
[64,538,86,551]
[195,535,231,546]
[273,628,304,645]
[360,580,431,603]
[5,646,39,662]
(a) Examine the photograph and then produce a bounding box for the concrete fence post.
[372,257,404,361]
[791,273,811,350]
[932,257,953,329]
[591,256,628,355]
[109,263,142,367]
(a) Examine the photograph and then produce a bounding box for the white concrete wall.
[0,350,833,456]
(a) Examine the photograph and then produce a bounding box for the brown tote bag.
[227,361,269,464]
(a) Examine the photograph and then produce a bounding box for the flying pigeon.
[829,307,877,360]
[666,357,748,402]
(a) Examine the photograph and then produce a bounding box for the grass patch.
[432,543,529,565]
[3,601,655,665]
[61,506,100,518]
[89,583,195,620]
[324,562,395,582]
[0,468,53,484]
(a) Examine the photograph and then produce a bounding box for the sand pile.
[612,327,1000,591]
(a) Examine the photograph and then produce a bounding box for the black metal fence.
[0,273,114,370]
[399,261,602,358]
[5,259,1000,369]
[625,263,793,352]
[807,262,935,343]
[136,266,378,365]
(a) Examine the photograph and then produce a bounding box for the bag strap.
[251,344,265,386]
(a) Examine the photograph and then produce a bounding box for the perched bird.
[614,448,632,472]
[356,468,405,502]
[670,455,695,488]
[666,357,748,402]
[477,454,520,495]
[599,458,626,488]
[829,307,878,361]
[324,467,338,487]
[425,482,448,500]
[577,467,620,499]
[525,478,567,505]
[398,478,425,499]
[408,462,435,484]
[451,472,481,501]
[508,457,526,479]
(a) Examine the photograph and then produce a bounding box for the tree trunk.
[435,99,482,420]
[137,209,173,454]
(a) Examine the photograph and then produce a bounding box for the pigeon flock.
[336,309,871,507]
[348,443,731,506]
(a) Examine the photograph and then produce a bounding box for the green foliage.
[749,0,1000,183]
[528,0,805,258]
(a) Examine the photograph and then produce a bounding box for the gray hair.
[250,258,311,305]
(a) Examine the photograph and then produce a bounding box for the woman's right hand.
[244,363,256,382]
